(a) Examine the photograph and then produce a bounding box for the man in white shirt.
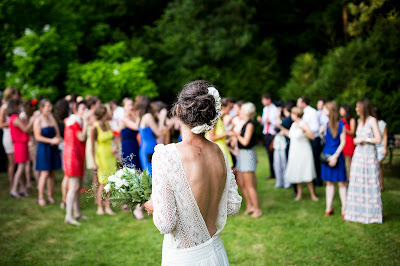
[257,93,278,179]
[297,96,323,187]
[316,98,329,127]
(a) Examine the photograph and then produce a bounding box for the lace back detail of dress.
[151,144,242,249]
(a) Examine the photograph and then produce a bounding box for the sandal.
[65,218,81,226]
[324,209,334,217]
[60,201,66,209]
[19,191,29,197]
[10,191,21,199]
[74,215,88,220]
[47,196,55,204]
[38,198,47,206]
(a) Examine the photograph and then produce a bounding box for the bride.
[144,80,242,265]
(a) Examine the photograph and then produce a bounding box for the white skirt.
[162,234,229,266]
[2,128,14,154]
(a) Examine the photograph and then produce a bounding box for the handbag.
[321,153,337,167]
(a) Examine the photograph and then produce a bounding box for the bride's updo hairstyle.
[173,80,218,132]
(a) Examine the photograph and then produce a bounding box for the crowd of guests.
[0,85,388,225]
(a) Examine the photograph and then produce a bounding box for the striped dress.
[344,116,382,224]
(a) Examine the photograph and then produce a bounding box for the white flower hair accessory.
[191,87,222,134]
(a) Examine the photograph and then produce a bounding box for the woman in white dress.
[277,107,318,201]
[144,80,242,265]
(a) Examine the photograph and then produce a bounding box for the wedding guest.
[34,99,62,206]
[8,99,34,198]
[64,101,89,226]
[231,102,262,218]
[110,99,125,123]
[20,99,39,188]
[373,107,387,190]
[137,96,165,176]
[222,97,235,131]
[91,105,117,215]
[257,93,277,179]
[86,96,101,203]
[281,107,318,201]
[206,98,233,167]
[297,96,322,187]
[320,102,347,218]
[120,97,141,169]
[317,98,329,127]
[153,101,170,144]
[273,101,295,189]
[143,80,241,265]
[54,98,70,209]
[344,99,382,224]
[0,87,19,190]
[340,105,356,174]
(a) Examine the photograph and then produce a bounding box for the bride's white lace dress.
[152,144,242,265]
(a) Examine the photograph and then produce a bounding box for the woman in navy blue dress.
[120,98,141,170]
[320,101,347,218]
[136,96,166,176]
[34,99,62,206]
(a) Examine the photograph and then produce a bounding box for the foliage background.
[0,0,399,132]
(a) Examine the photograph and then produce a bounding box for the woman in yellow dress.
[206,98,233,167]
[91,105,117,215]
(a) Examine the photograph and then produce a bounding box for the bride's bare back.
[176,140,227,237]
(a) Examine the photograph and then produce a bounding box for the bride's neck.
[180,123,207,145]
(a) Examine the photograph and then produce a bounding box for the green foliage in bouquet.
[101,167,152,212]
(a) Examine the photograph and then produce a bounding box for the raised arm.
[144,113,164,137]
[208,125,230,142]
[301,122,315,141]
[13,116,34,133]
[151,148,177,234]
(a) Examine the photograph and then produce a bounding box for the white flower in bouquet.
[104,183,111,193]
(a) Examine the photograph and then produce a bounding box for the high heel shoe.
[324,209,334,217]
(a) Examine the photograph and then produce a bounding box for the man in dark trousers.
[297,96,323,187]
[257,93,278,179]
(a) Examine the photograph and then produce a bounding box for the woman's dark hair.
[87,96,100,109]
[153,101,168,113]
[137,95,154,119]
[373,106,381,121]
[235,100,244,107]
[172,80,217,129]
[284,100,296,112]
[357,98,373,124]
[94,105,107,120]
[221,97,230,107]
[341,104,353,124]
[6,99,20,116]
[54,98,70,121]
[23,99,36,118]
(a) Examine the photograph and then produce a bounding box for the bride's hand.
[144,198,154,215]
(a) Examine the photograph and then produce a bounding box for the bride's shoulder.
[154,143,176,156]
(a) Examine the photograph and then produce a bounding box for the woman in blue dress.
[34,99,62,206]
[119,98,141,170]
[320,101,347,218]
[136,96,166,176]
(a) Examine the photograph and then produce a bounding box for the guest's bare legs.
[345,156,352,179]
[295,183,302,200]
[338,181,347,215]
[243,172,262,218]
[65,177,81,225]
[307,182,319,201]
[97,183,115,215]
[38,170,49,206]
[378,160,384,190]
[325,181,335,212]
[236,171,253,214]
[24,162,32,189]
[61,175,69,205]
[46,170,56,204]
[7,154,15,190]
[10,162,27,197]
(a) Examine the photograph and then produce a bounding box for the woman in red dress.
[63,101,89,226]
[7,99,35,198]
[340,105,356,175]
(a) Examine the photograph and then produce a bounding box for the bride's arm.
[151,148,177,234]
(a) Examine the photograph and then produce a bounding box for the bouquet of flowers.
[101,166,152,211]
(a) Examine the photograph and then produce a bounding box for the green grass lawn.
[1,145,399,265]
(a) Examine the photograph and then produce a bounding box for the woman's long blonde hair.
[325,101,339,138]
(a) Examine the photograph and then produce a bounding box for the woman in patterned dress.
[344,99,382,224]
